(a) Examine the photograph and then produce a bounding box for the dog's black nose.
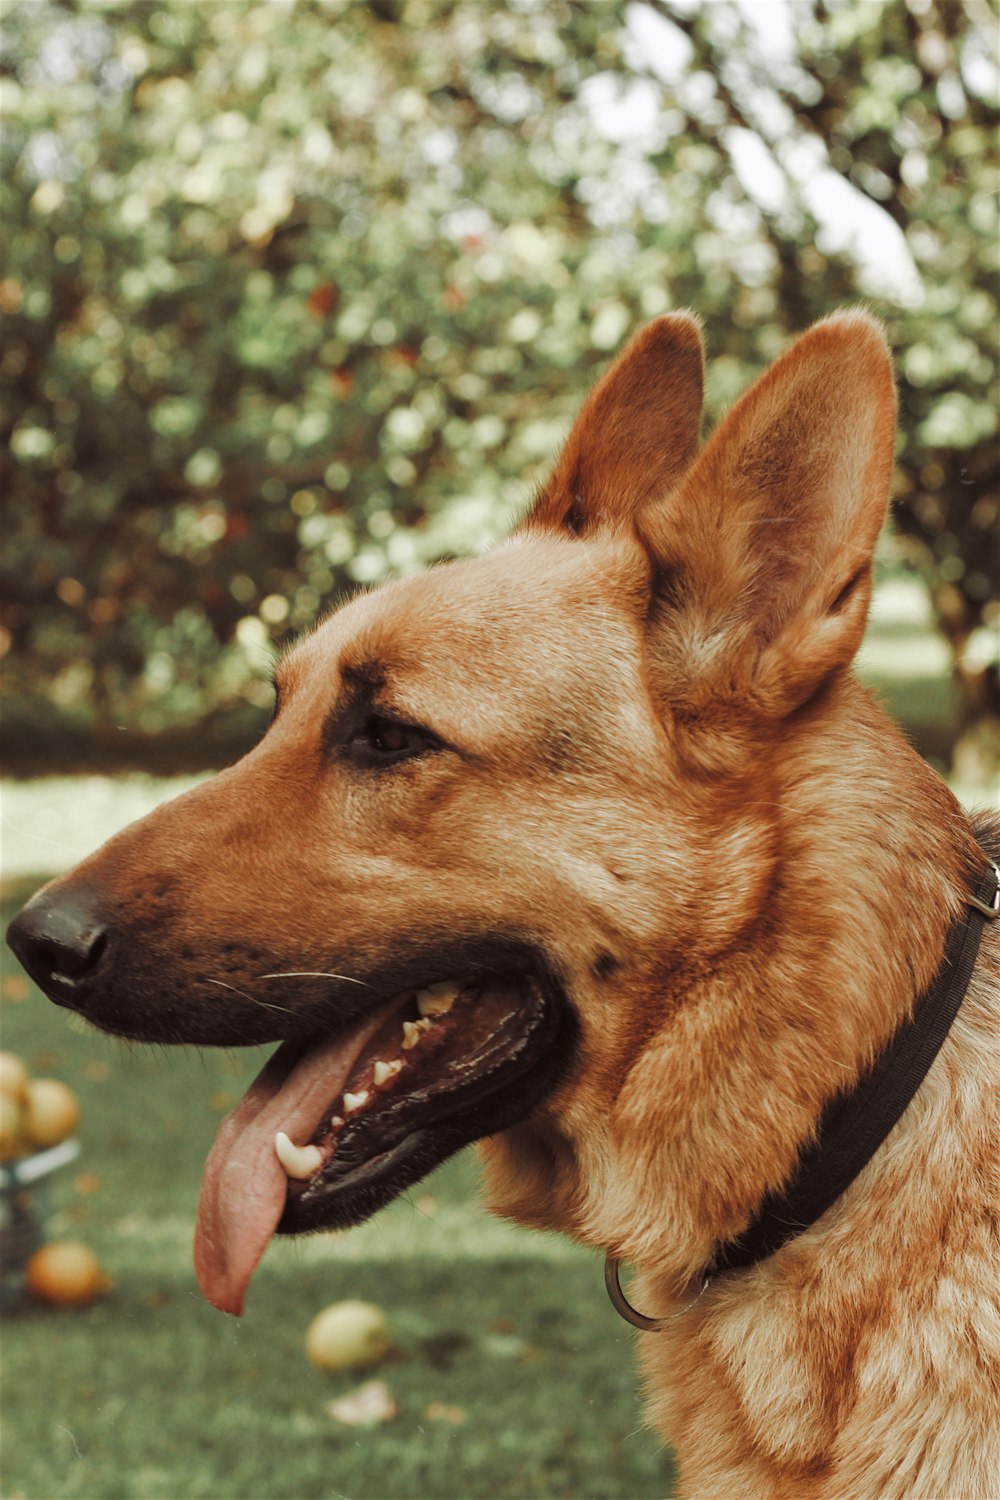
[6,887,109,1000]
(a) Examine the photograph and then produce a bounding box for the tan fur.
[16,313,999,1497]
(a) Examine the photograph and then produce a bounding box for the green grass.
[0,880,670,1500]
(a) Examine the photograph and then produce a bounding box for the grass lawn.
[0,574,992,1500]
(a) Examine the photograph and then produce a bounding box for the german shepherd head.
[9,312,996,1495]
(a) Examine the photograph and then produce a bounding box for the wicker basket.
[0,1139,81,1304]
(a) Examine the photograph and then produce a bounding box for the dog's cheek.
[477,1122,582,1235]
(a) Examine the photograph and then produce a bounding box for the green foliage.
[1,0,996,765]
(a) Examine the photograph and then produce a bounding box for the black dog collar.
[606,842,999,1331]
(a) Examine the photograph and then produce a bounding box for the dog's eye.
[368,716,416,755]
[348,713,438,766]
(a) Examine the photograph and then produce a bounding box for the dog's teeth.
[416,981,460,1018]
[373,1059,403,1087]
[343,1090,369,1113]
[402,1018,432,1050]
[274,1131,323,1180]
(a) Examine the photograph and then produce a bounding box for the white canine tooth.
[416,981,461,1018]
[274,1131,323,1180]
[373,1059,403,1087]
[343,1090,369,1114]
[402,1018,431,1050]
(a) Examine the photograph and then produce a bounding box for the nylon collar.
[605,839,999,1332]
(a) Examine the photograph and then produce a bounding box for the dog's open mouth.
[195,973,570,1315]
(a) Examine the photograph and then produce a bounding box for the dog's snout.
[6,886,109,1000]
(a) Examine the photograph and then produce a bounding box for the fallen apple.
[0,1051,29,1104]
[23,1078,79,1149]
[25,1242,107,1306]
[306,1300,392,1372]
[0,1089,25,1161]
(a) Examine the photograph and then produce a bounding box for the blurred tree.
[1,0,996,771]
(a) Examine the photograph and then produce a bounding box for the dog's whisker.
[204,977,257,1002]
[203,978,298,1016]
[256,970,371,987]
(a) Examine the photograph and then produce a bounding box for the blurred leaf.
[1,0,996,766]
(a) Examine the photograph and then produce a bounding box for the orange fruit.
[0,1051,29,1102]
[23,1078,79,1148]
[0,1090,25,1160]
[25,1242,107,1306]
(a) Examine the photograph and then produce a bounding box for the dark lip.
[16,930,557,1051]
[276,969,578,1236]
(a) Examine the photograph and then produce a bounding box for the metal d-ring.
[604,1255,668,1331]
[966,857,1000,919]
[604,1254,708,1333]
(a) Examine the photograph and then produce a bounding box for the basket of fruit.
[0,1052,82,1305]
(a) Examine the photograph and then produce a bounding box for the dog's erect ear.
[641,310,897,724]
[526,313,704,536]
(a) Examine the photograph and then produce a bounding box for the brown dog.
[8,312,999,1499]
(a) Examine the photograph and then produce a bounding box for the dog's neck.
[483,678,991,1300]
[608,836,997,1329]
[562,679,989,1286]
[708,835,996,1278]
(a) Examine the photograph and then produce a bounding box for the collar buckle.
[966,858,1000,919]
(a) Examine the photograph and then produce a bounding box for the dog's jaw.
[194,970,576,1313]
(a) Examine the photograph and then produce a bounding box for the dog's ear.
[526,313,705,536]
[641,310,897,726]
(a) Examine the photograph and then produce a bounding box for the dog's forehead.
[287,532,644,696]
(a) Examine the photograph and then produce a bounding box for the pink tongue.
[194,1014,385,1316]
